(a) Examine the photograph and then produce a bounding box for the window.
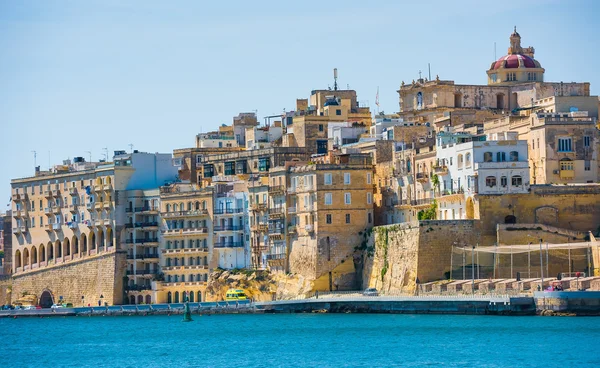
[558,138,572,152]
[345,214,351,224]
[457,154,463,169]
[560,160,574,171]
[367,173,372,184]
[484,152,493,162]
[509,151,519,162]
[367,192,372,204]
[324,173,332,185]
[496,152,506,162]
[584,160,591,171]
[40,217,43,226]
[318,124,324,132]
[344,173,351,185]
[344,193,351,205]
[324,193,332,205]
[491,74,497,83]
[486,176,497,187]
[500,176,507,187]
[465,153,471,167]
[335,109,342,116]
[511,176,522,186]
[31,217,35,227]
[584,136,591,147]
[326,214,332,224]
[368,212,372,223]
[532,140,535,150]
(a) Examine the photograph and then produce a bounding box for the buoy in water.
[182,302,193,322]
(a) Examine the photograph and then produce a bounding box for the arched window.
[465,153,471,167]
[15,249,22,269]
[202,201,206,210]
[509,151,519,162]
[166,204,171,212]
[23,248,30,267]
[189,292,194,302]
[486,176,497,187]
[457,154,463,169]
[167,258,171,267]
[167,275,172,282]
[181,274,186,282]
[483,152,493,162]
[187,202,192,211]
[496,152,506,162]
[195,201,200,210]
[500,176,508,187]
[179,202,184,211]
[167,292,172,304]
[197,291,202,302]
[145,295,151,305]
[174,291,180,303]
[560,159,573,171]
[511,175,523,186]
[173,203,178,212]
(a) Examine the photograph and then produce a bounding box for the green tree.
[417,200,438,220]
[431,174,440,197]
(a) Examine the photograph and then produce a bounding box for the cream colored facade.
[155,184,214,304]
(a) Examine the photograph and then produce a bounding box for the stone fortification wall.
[0,276,11,305]
[362,221,480,294]
[11,251,126,306]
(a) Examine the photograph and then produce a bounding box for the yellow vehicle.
[225,289,248,301]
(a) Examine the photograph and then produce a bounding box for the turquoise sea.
[2,314,599,367]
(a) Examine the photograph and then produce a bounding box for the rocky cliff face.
[204,269,315,302]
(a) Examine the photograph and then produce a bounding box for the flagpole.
[375,86,380,115]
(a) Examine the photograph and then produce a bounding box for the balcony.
[162,265,209,272]
[268,207,285,218]
[125,285,152,292]
[287,187,296,194]
[69,204,78,213]
[68,222,79,229]
[103,202,111,209]
[44,190,53,198]
[416,172,429,183]
[162,227,209,237]
[251,223,268,233]
[127,253,159,261]
[94,219,103,227]
[560,169,575,180]
[12,226,26,235]
[125,238,160,245]
[287,207,296,214]
[44,207,53,215]
[94,202,103,210]
[94,184,103,192]
[305,224,314,233]
[126,270,156,276]
[103,184,112,191]
[433,165,448,175]
[86,202,94,210]
[288,225,297,234]
[69,187,78,196]
[13,209,25,218]
[266,254,285,260]
[249,202,267,212]
[135,206,159,214]
[213,208,244,215]
[213,225,243,232]
[163,247,209,255]
[161,209,209,218]
[103,219,112,227]
[52,206,62,214]
[52,223,62,231]
[268,185,285,196]
[128,222,159,229]
[45,224,53,232]
[213,241,244,248]
[12,193,24,201]
[84,220,94,228]
[474,161,529,170]
[52,189,61,197]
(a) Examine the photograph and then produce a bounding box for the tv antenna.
[103,147,109,161]
[333,68,338,91]
[128,143,134,153]
[31,151,37,168]
[85,151,92,162]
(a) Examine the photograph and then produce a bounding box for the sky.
[1,0,599,206]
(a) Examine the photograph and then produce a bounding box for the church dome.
[492,54,540,70]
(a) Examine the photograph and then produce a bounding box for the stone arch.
[195,201,200,210]
[47,241,54,261]
[137,295,143,304]
[39,289,54,308]
[55,240,62,258]
[465,197,475,220]
[98,230,105,249]
[167,292,172,303]
[106,228,113,248]
[23,247,30,267]
[81,233,87,253]
[197,291,202,302]
[174,291,180,303]
[496,93,505,109]
[72,236,79,255]
[145,295,151,304]
[129,295,135,305]
[15,249,22,269]
[534,206,558,226]
[31,246,38,265]
[63,238,71,257]
[187,202,192,211]
[89,232,96,250]
[189,292,194,302]
[39,244,46,263]
[504,215,517,224]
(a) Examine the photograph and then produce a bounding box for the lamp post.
[545,242,549,278]
[539,239,544,291]
[528,242,531,278]
[462,246,466,280]
[471,244,475,295]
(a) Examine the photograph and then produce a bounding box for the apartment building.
[157,184,213,304]
[248,176,269,269]
[213,180,249,269]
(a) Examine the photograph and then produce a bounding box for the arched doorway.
[145,295,151,304]
[174,291,180,303]
[15,250,22,269]
[81,233,87,253]
[197,291,202,303]
[98,231,105,249]
[63,238,71,257]
[137,295,143,304]
[167,292,172,304]
[39,244,46,263]
[189,292,194,302]
[72,236,79,254]
[129,295,135,305]
[90,232,96,250]
[40,290,54,308]
[47,241,54,261]
[504,215,517,224]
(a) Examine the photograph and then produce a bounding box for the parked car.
[51,304,63,309]
[23,305,36,310]
[363,288,379,296]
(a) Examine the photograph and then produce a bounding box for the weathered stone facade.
[11,251,126,306]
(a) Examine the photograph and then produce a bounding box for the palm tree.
[431,173,440,198]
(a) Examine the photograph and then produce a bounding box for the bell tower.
[508,26,523,55]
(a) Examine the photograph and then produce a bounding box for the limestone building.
[10,151,177,307]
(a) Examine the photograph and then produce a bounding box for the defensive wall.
[10,250,126,306]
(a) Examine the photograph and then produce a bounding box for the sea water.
[2,314,599,367]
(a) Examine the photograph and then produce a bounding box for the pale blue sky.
[1,0,599,205]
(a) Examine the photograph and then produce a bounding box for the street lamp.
[539,239,544,291]
[471,244,475,295]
